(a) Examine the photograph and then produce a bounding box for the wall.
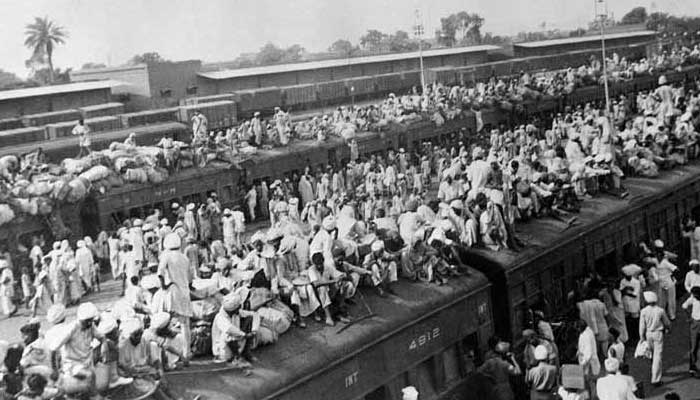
[147,60,202,107]
[70,65,150,96]
[196,50,489,92]
[0,89,111,119]
[514,35,655,57]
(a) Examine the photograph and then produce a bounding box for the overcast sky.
[1,0,699,78]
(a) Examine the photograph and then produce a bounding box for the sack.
[123,168,148,184]
[66,178,88,203]
[151,288,173,313]
[257,306,292,335]
[62,158,89,174]
[0,204,15,226]
[26,181,53,197]
[79,165,111,182]
[634,340,652,359]
[15,198,38,215]
[191,298,219,320]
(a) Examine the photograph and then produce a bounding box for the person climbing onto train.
[478,340,522,400]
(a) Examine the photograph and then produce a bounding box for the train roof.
[0,80,126,102]
[0,122,187,158]
[197,45,499,81]
[166,271,490,400]
[467,163,700,275]
[513,30,657,49]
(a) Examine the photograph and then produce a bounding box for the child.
[15,373,59,400]
[607,327,625,364]
[20,267,33,309]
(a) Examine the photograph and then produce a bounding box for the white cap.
[402,386,419,400]
[643,291,658,303]
[371,240,384,252]
[604,357,620,373]
[97,313,118,335]
[534,345,548,361]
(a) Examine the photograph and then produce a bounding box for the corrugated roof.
[0,80,124,101]
[514,30,656,48]
[198,45,499,80]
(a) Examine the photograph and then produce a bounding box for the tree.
[360,29,387,51]
[129,52,168,65]
[329,39,356,57]
[386,30,419,52]
[620,7,647,25]
[31,67,71,85]
[283,44,305,63]
[24,16,68,84]
[81,62,106,69]
[255,42,285,65]
[436,12,484,47]
[0,69,23,90]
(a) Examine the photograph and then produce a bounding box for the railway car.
[166,272,493,400]
[462,163,700,341]
[83,163,243,235]
[0,122,188,161]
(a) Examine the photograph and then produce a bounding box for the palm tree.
[24,17,68,84]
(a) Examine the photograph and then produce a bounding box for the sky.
[1,0,699,78]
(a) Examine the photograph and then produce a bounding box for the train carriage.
[165,272,493,400]
[462,163,700,340]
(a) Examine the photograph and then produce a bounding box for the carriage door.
[327,148,338,169]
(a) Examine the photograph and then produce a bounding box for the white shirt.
[685,270,700,293]
[596,373,639,400]
[577,327,600,376]
[619,278,641,315]
[467,159,490,192]
[682,296,700,320]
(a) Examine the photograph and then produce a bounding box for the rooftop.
[198,45,500,80]
[513,30,657,48]
[0,80,126,102]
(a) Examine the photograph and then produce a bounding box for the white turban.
[46,304,67,325]
[77,302,98,321]
[97,313,118,335]
[163,233,181,250]
[604,357,620,373]
[222,294,242,312]
[371,240,384,252]
[643,291,658,303]
[151,312,171,330]
[534,345,548,361]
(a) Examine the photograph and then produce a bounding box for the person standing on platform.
[72,119,90,158]
[620,264,643,342]
[682,286,700,375]
[525,345,558,400]
[685,260,700,294]
[639,291,671,387]
[595,358,639,400]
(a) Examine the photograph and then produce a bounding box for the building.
[196,45,499,94]
[512,30,657,57]
[0,80,123,119]
[70,60,202,109]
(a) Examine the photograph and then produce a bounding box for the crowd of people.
[471,236,700,400]
[1,42,700,399]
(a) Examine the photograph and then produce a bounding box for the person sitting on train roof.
[212,293,258,369]
[362,240,398,297]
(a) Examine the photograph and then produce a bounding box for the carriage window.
[364,386,387,400]
[594,250,617,279]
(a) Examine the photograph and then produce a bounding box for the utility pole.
[595,0,611,115]
[414,8,426,95]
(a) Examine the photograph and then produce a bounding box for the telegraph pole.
[414,8,426,95]
[595,0,611,115]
